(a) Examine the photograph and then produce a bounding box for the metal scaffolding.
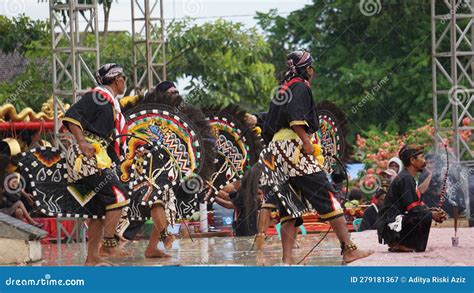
[50,0,100,150]
[131,0,167,93]
[432,0,474,223]
[432,0,474,164]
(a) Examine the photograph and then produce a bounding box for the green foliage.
[256,1,435,135]
[1,14,277,112]
[166,19,276,110]
[0,16,51,111]
[83,31,134,88]
[0,15,49,55]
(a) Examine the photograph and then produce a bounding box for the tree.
[165,19,277,110]
[1,15,277,112]
[0,16,51,111]
[256,1,437,135]
[0,15,49,55]
[99,0,114,44]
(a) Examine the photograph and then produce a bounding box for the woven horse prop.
[17,91,216,224]
[203,104,263,202]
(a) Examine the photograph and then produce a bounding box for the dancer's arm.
[215,197,236,209]
[418,169,432,194]
[292,125,314,155]
[66,123,95,158]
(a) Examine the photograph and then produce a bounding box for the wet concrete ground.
[31,233,343,266]
[27,227,473,266]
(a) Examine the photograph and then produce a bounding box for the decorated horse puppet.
[115,90,216,256]
[16,140,165,220]
[17,89,215,258]
[118,100,264,246]
[202,104,263,202]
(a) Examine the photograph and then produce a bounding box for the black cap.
[399,144,424,162]
[156,81,176,93]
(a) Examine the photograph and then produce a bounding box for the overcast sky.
[0,0,312,30]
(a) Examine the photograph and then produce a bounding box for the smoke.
[424,152,470,214]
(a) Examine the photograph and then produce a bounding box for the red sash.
[279,77,311,94]
[92,88,127,156]
[406,188,425,212]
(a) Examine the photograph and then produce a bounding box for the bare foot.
[388,244,414,253]
[85,257,116,266]
[163,235,175,250]
[255,233,265,251]
[343,248,374,264]
[117,238,130,251]
[33,222,44,229]
[144,248,171,258]
[99,246,132,258]
[282,256,294,265]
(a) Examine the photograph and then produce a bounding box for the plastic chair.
[275,223,307,239]
[353,218,363,232]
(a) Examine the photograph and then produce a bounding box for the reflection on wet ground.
[31,234,344,266]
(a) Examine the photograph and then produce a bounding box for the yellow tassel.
[292,146,302,165]
[91,142,112,169]
[312,143,322,157]
[253,126,262,135]
[316,154,325,166]
[74,154,84,172]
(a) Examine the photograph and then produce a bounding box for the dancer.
[260,50,373,264]
[63,63,130,265]
[377,144,447,252]
[156,80,179,96]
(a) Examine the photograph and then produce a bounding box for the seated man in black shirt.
[378,145,447,252]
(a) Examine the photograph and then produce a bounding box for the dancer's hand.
[22,192,34,205]
[215,197,236,210]
[79,141,95,158]
[302,141,314,155]
[431,209,446,223]
[217,190,231,201]
[244,113,257,128]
